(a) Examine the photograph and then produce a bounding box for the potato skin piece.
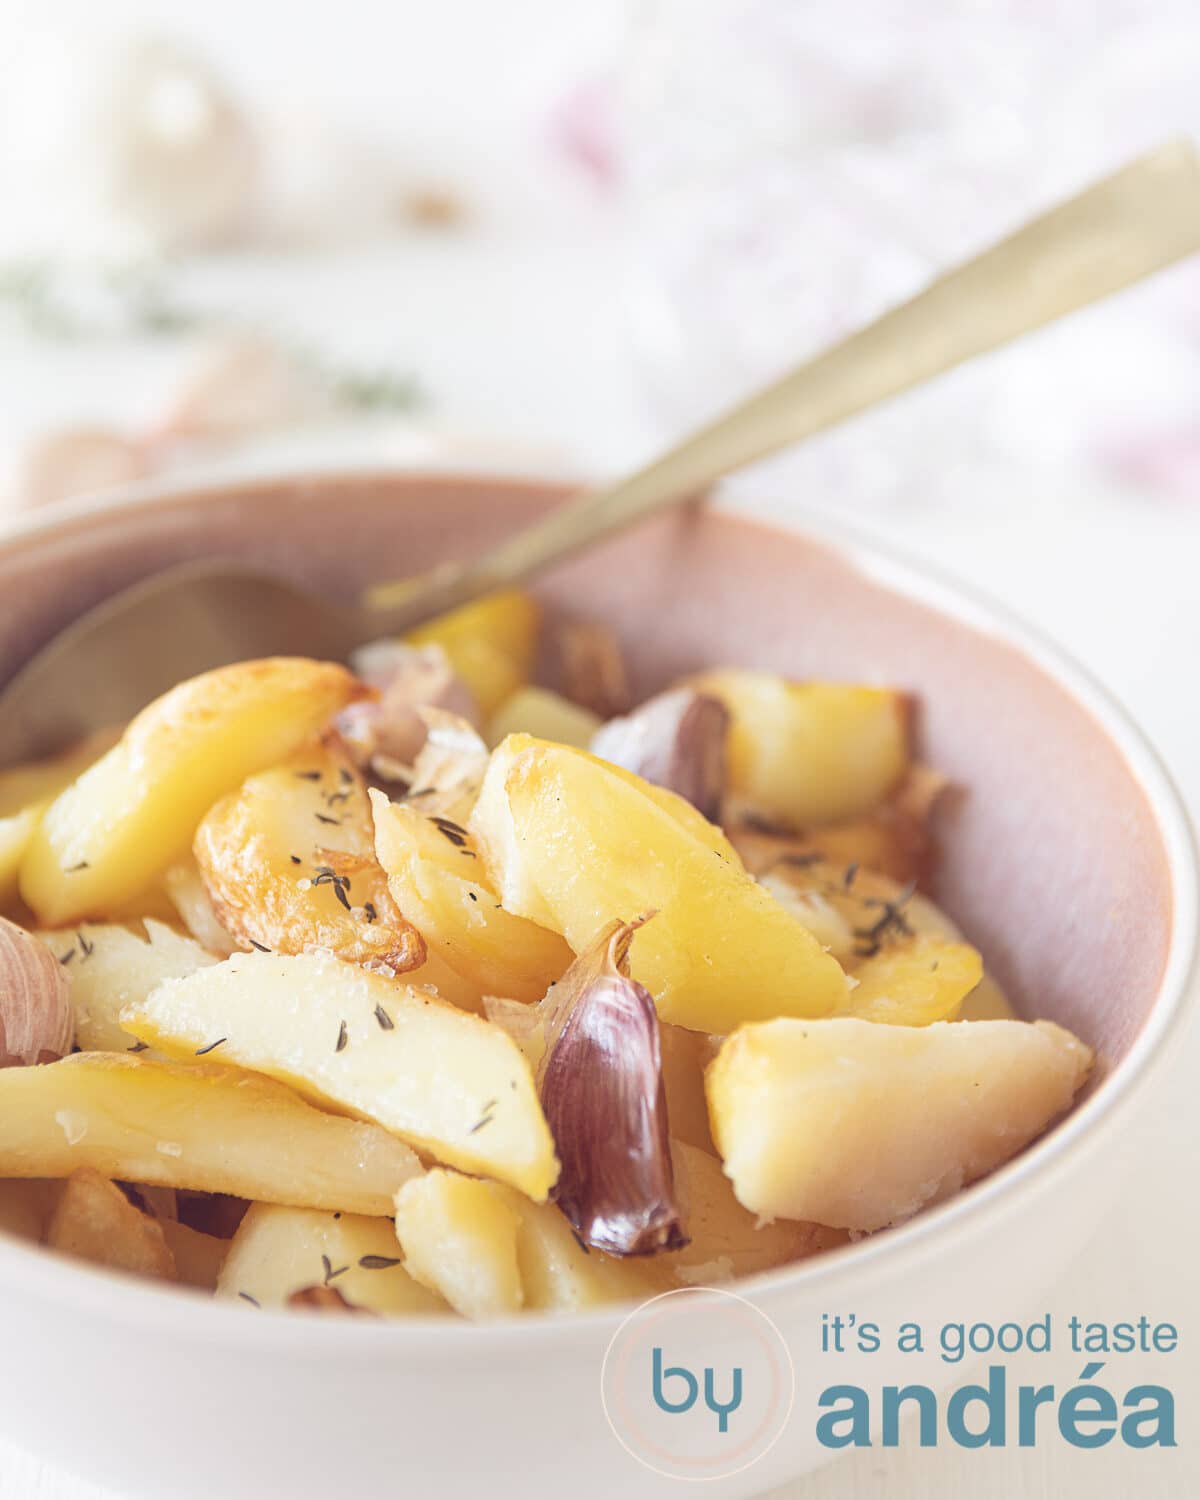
[195,741,424,974]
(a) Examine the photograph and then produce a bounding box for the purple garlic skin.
[0,917,74,1067]
[591,689,730,823]
[538,916,687,1257]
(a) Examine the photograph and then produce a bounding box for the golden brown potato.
[840,934,982,1025]
[123,949,560,1201]
[0,732,120,910]
[20,658,366,926]
[692,670,909,829]
[729,764,946,886]
[194,739,424,973]
[486,687,600,751]
[164,858,238,956]
[509,1190,664,1311]
[707,1017,1093,1231]
[45,1168,176,1280]
[393,1169,523,1320]
[0,1052,421,1215]
[470,736,848,1032]
[37,919,216,1053]
[372,793,572,1004]
[661,1141,848,1284]
[403,589,540,718]
[217,1203,448,1315]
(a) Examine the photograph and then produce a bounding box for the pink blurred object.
[546,76,620,190]
[1103,425,1200,501]
[15,428,154,510]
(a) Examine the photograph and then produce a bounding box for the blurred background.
[0,5,1198,1498]
[2,0,1198,749]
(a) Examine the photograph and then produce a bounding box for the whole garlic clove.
[591,688,730,823]
[0,916,75,1067]
[537,915,687,1257]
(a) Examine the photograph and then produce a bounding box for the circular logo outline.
[600,1285,796,1483]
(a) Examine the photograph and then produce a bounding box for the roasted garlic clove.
[591,689,729,823]
[559,621,631,720]
[0,916,74,1067]
[537,916,686,1257]
[340,643,479,775]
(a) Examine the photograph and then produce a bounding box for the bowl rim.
[0,464,1194,1356]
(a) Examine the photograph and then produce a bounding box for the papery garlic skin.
[340,644,479,775]
[0,917,74,1067]
[591,688,729,822]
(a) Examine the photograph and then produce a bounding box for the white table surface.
[0,207,1197,1500]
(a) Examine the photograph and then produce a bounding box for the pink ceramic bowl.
[0,471,1193,1499]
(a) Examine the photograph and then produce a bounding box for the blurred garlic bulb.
[0,30,257,256]
[92,37,258,252]
[16,427,153,510]
[0,918,74,1067]
[152,335,328,443]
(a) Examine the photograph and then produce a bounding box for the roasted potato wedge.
[38,919,216,1052]
[509,1189,664,1311]
[707,1017,1092,1231]
[194,740,424,973]
[839,934,982,1025]
[164,858,238,956]
[45,1168,176,1280]
[692,670,909,829]
[758,858,961,964]
[730,763,946,886]
[404,589,540,718]
[123,950,559,1200]
[486,687,600,751]
[372,793,572,1004]
[662,1141,848,1284]
[218,1202,448,1315]
[0,1052,421,1215]
[470,736,848,1032]
[20,659,365,926]
[393,1169,524,1319]
[0,732,120,909]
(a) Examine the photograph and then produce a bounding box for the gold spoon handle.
[369,139,1200,623]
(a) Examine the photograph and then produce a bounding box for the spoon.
[2,139,1198,766]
